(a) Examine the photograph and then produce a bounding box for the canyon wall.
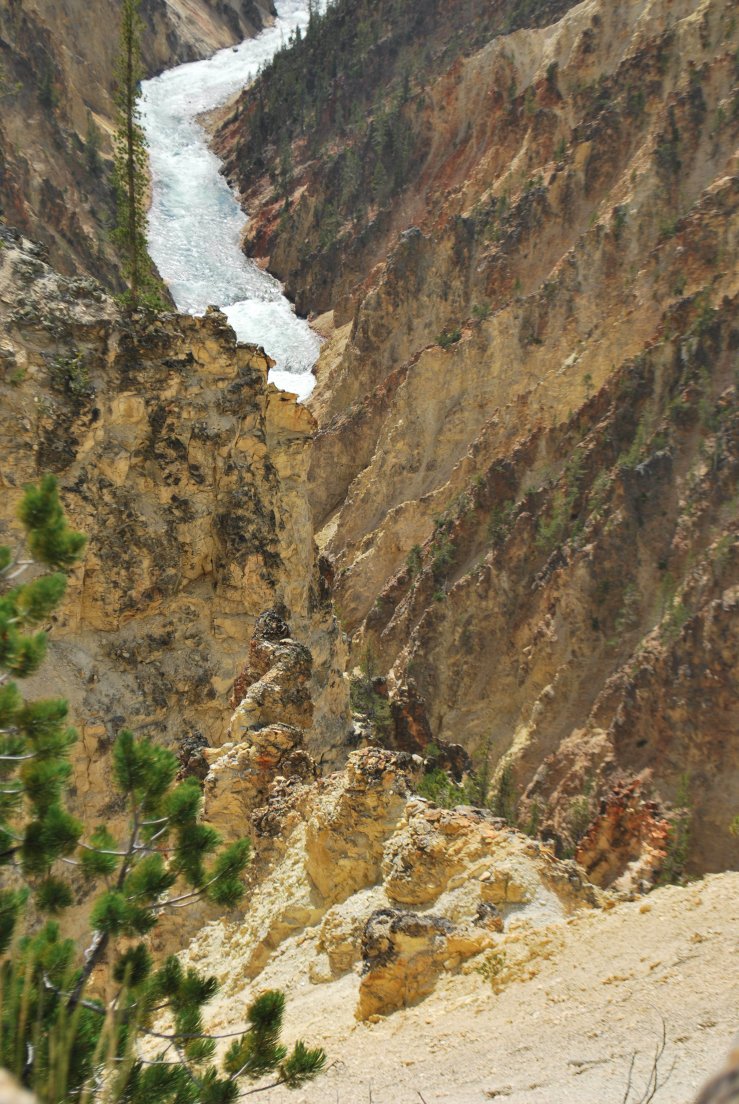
[215,0,739,877]
[0,0,737,1098]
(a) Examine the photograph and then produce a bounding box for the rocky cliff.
[214,0,739,880]
[157,625,739,1104]
[0,0,274,284]
[0,228,346,844]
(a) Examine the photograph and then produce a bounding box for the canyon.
[0,0,737,1099]
[215,0,739,879]
[0,0,274,283]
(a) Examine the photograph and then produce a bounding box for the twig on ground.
[622,1017,676,1104]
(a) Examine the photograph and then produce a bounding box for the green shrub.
[437,327,462,349]
[49,353,92,399]
[607,582,640,647]
[658,775,692,884]
[416,767,463,808]
[349,646,393,738]
[476,949,507,991]
[654,109,681,176]
[406,544,423,576]
[612,205,627,239]
[431,532,455,578]
[522,799,543,838]
[488,499,517,547]
[38,65,59,110]
[85,110,103,177]
[490,762,517,823]
[662,598,690,643]
[626,85,645,118]
[618,411,652,471]
[566,795,592,846]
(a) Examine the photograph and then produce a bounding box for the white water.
[141,0,319,401]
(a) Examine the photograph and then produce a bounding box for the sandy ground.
[197,872,738,1104]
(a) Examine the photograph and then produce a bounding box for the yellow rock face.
[0,237,345,841]
[270,0,739,881]
[186,661,605,1022]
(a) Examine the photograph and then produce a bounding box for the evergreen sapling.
[0,477,326,1101]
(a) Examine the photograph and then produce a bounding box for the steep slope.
[0,229,346,847]
[186,869,739,1104]
[214,0,739,879]
[0,0,736,1096]
[163,640,739,1104]
[214,0,582,314]
[0,0,274,284]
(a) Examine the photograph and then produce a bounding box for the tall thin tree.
[113,0,160,307]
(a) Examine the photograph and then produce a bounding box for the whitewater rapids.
[141,0,319,401]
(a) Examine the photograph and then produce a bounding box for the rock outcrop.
[190,662,604,1019]
[203,609,324,839]
[358,908,495,1020]
[171,635,736,1096]
[0,230,346,837]
[177,852,739,1103]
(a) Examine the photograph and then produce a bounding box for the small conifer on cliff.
[0,477,325,1101]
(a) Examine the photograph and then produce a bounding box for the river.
[140,0,319,401]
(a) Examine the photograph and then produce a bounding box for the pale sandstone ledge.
[181,864,739,1104]
[176,630,737,1102]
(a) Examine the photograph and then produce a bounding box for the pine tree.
[85,109,103,177]
[38,63,59,111]
[0,62,20,101]
[277,135,294,200]
[112,0,162,308]
[0,479,326,1102]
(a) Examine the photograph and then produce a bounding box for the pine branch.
[2,470,324,1096]
[77,838,173,858]
[3,560,33,582]
[152,872,223,911]
[239,1079,290,1097]
[46,976,252,1043]
[68,804,140,1007]
[237,1063,338,1098]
